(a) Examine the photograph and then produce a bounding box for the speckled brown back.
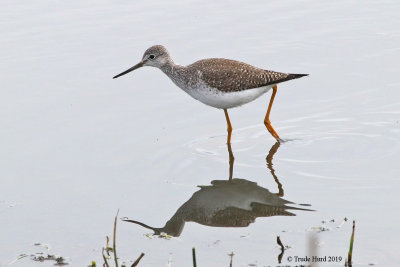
[187,58,306,92]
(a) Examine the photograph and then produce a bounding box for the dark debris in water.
[11,243,69,266]
[32,254,68,265]
[310,217,349,233]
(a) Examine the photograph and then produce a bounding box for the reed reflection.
[123,142,311,237]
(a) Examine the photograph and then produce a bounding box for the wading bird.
[113,45,307,143]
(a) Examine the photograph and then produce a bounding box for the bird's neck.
[160,60,184,76]
[159,60,188,89]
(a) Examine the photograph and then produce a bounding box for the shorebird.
[122,142,313,237]
[123,178,310,237]
[113,45,308,143]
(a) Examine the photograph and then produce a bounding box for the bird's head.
[113,45,171,79]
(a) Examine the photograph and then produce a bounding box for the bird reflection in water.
[123,142,312,237]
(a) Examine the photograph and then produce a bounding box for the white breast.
[167,70,272,109]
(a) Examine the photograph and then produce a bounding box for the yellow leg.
[227,142,234,181]
[224,109,233,144]
[266,141,284,197]
[264,85,280,141]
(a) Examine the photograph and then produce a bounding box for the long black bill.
[113,61,144,79]
[122,218,161,235]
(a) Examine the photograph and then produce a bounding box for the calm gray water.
[1,1,400,266]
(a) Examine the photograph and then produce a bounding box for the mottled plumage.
[187,58,306,92]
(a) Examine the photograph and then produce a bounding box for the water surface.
[1,0,399,266]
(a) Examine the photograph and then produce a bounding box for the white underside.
[182,84,273,109]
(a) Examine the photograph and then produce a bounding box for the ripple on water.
[184,113,400,169]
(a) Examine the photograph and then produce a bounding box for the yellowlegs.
[122,143,312,237]
[113,45,308,143]
[122,178,306,237]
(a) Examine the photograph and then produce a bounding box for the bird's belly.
[184,85,273,109]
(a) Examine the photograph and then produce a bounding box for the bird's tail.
[287,73,309,79]
[272,73,308,85]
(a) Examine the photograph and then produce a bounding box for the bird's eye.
[149,54,155,59]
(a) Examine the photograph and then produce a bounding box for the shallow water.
[1,0,400,266]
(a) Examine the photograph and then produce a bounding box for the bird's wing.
[189,58,289,92]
